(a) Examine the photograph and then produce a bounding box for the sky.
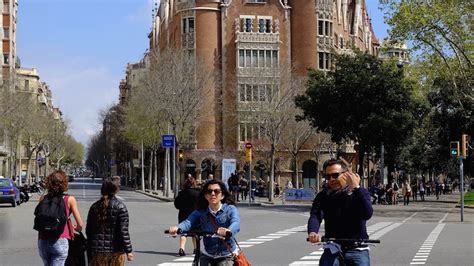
[17,0,389,148]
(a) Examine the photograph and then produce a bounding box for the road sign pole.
[173,140,177,198]
[245,143,252,205]
[460,157,464,222]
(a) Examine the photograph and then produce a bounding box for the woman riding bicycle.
[168,179,240,266]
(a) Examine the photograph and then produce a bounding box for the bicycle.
[307,236,380,266]
[164,229,232,266]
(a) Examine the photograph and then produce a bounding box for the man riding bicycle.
[307,159,373,266]
[168,179,241,266]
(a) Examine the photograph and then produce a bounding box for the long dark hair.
[97,180,119,228]
[197,179,234,210]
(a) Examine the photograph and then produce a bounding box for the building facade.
[145,0,379,185]
[1,0,17,81]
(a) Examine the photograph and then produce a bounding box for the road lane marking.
[438,208,453,223]
[289,222,394,265]
[158,224,307,266]
[409,223,445,265]
[402,212,418,223]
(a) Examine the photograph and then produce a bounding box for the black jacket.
[86,196,133,254]
[308,188,373,241]
[174,188,200,222]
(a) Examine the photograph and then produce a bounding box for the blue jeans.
[38,238,69,266]
[320,248,370,266]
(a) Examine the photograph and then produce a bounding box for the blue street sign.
[162,134,175,148]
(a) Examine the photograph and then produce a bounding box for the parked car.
[0,177,21,207]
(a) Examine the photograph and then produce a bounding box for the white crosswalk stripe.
[409,224,445,265]
[288,222,394,265]
[157,224,307,266]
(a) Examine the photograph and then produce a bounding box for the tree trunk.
[26,151,34,185]
[45,156,50,177]
[153,149,158,191]
[358,148,365,178]
[295,155,299,189]
[141,140,145,192]
[269,143,275,203]
[148,150,153,191]
[17,136,21,185]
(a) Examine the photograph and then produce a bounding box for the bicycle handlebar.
[306,236,380,244]
[164,229,233,238]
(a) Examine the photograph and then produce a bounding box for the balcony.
[317,36,333,50]
[234,18,280,44]
[236,67,280,78]
[235,32,279,44]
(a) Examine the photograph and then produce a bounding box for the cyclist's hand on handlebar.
[308,232,321,243]
[217,227,231,238]
[168,226,179,236]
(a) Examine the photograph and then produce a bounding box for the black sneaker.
[178,248,185,256]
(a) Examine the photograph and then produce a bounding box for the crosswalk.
[157,225,307,266]
[157,221,448,266]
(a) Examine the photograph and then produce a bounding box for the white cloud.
[22,54,120,146]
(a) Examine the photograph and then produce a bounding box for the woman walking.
[174,176,200,256]
[37,170,84,266]
[86,180,133,265]
[402,180,412,205]
[167,179,241,266]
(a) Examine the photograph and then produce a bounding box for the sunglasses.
[324,171,346,180]
[205,189,222,195]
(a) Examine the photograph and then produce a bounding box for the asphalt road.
[0,177,473,266]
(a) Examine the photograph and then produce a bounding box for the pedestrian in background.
[239,175,248,201]
[419,181,425,201]
[411,181,418,202]
[86,180,133,265]
[250,176,257,203]
[402,180,411,205]
[307,159,373,265]
[174,176,200,256]
[391,180,400,205]
[37,170,84,266]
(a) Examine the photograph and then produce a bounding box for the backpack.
[33,194,68,238]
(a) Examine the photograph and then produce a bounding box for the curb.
[135,190,174,202]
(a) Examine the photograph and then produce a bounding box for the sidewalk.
[130,186,473,209]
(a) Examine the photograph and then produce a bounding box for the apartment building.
[0,0,17,176]
[147,0,379,184]
[1,0,17,81]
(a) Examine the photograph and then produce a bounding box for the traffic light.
[461,134,469,157]
[450,141,460,158]
[245,142,252,162]
[178,149,184,162]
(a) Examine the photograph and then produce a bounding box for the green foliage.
[385,1,473,176]
[296,51,417,152]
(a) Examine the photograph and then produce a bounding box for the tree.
[121,48,216,195]
[280,78,315,189]
[295,51,418,177]
[86,131,107,178]
[385,1,473,177]
[243,67,303,201]
[145,48,215,147]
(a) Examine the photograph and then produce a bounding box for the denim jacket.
[178,203,240,257]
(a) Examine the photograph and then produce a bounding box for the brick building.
[146,0,380,186]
